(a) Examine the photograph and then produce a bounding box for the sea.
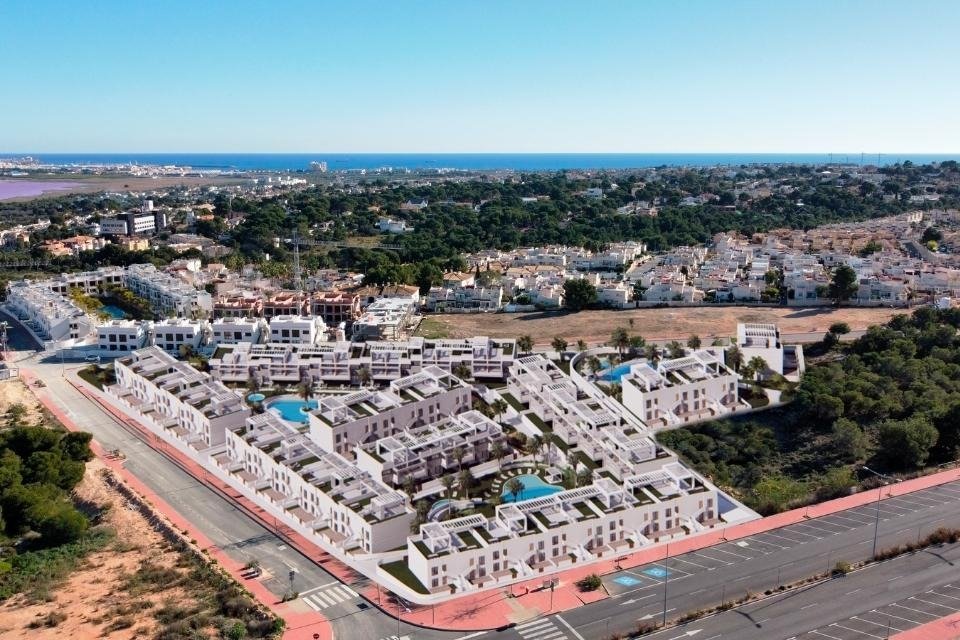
[5,153,960,172]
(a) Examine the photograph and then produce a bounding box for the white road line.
[314,591,339,607]
[801,602,819,610]
[872,608,925,626]
[303,596,323,611]
[808,629,843,640]
[671,555,711,570]
[830,621,883,639]
[845,588,862,595]
[741,536,786,550]
[888,602,939,619]
[555,615,586,640]
[300,580,341,594]
[852,615,895,631]
[927,590,960,602]
[451,633,487,640]
[909,595,958,610]
[516,619,552,630]
[781,526,821,539]
[857,612,908,631]
[757,531,804,545]
[708,546,753,560]
[887,575,902,582]
[823,513,872,526]
[689,551,733,566]
[526,628,563,640]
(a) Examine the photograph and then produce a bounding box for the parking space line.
[741,536,787,551]
[831,621,883,639]
[671,555,711,571]
[873,608,925,627]
[690,551,734,566]
[909,595,959,611]
[785,523,825,538]
[761,530,807,544]
[878,502,914,514]
[888,602,940,619]
[924,590,960,603]
[708,546,754,560]
[808,630,843,640]
[857,612,908,631]
[806,519,847,532]
[852,615,896,631]
[817,514,864,528]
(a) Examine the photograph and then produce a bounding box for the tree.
[561,466,577,490]
[356,365,372,387]
[879,417,938,470]
[831,418,869,463]
[829,322,851,335]
[610,327,630,358]
[491,398,508,422]
[452,446,466,470]
[458,469,474,498]
[299,381,313,402]
[828,265,859,305]
[577,467,593,487]
[491,440,506,469]
[628,335,646,356]
[529,435,545,465]
[563,279,598,311]
[725,345,744,372]
[506,477,524,502]
[667,340,685,359]
[576,339,588,353]
[551,336,568,359]
[644,344,660,363]
[687,334,702,349]
[452,362,472,381]
[586,355,602,374]
[517,335,534,354]
[747,356,767,381]
[441,474,456,497]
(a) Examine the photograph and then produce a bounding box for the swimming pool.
[501,474,562,503]
[266,397,319,423]
[247,393,266,403]
[600,363,634,382]
[101,304,127,319]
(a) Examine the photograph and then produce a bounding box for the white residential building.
[308,366,472,458]
[620,349,743,429]
[424,286,504,312]
[151,318,206,354]
[269,315,328,345]
[736,323,805,380]
[352,298,416,341]
[4,280,94,344]
[123,263,213,318]
[97,320,150,353]
[211,317,266,345]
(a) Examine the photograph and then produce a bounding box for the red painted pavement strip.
[48,368,960,633]
[22,370,333,640]
[891,613,960,640]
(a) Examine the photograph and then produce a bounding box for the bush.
[832,561,852,576]
[575,573,603,592]
[28,610,67,628]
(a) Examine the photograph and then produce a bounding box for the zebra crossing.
[300,582,360,611]
[515,617,568,640]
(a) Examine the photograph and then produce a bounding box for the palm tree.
[576,339,588,353]
[587,355,602,375]
[491,440,506,469]
[356,365,372,387]
[739,361,755,381]
[517,335,534,354]
[628,335,646,356]
[687,334,702,349]
[299,379,314,402]
[441,474,456,498]
[491,398,509,422]
[458,469,474,498]
[402,476,417,498]
[747,356,767,381]
[506,477,524,502]
[645,344,660,363]
[610,326,630,358]
[561,466,577,490]
[452,362,472,381]
[452,445,466,470]
[529,435,545,466]
[725,345,744,372]
[577,468,593,487]
[667,340,685,359]
[551,336,568,360]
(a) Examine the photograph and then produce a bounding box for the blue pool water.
[247,393,266,403]
[101,304,126,319]
[428,499,452,521]
[501,474,562,503]
[267,397,319,423]
[600,363,633,382]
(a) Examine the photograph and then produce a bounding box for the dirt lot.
[0,377,43,424]
[1,175,248,201]
[0,458,212,640]
[418,306,903,346]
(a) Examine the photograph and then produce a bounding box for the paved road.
[636,540,960,640]
[28,358,458,640]
[487,480,960,640]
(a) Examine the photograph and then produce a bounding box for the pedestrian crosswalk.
[300,583,360,610]
[515,617,568,640]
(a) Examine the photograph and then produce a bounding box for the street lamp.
[862,466,899,559]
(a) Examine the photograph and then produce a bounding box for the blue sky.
[1,1,958,153]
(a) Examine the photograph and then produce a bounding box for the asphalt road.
[488,480,960,640]
[28,358,459,640]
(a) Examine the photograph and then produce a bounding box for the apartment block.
[151,318,206,354]
[736,323,805,380]
[123,263,213,318]
[352,298,417,341]
[355,410,507,487]
[308,366,472,458]
[109,347,248,449]
[620,349,742,429]
[310,291,361,326]
[211,317,265,345]
[5,280,94,344]
[213,295,264,318]
[268,315,327,345]
[262,292,308,319]
[97,320,150,353]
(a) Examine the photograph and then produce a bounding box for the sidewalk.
[51,367,960,634]
[892,613,960,639]
[22,369,333,640]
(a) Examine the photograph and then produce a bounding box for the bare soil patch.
[419,306,902,346]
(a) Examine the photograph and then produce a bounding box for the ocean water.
[4,153,959,172]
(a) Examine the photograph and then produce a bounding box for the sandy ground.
[0,457,208,640]
[419,306,903,346]
[0,377,43,424]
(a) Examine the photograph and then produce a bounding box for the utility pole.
[661,542,670,626]
[292,227,303,293]
[863,466,898,559]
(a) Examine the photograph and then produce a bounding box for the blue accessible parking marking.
[613,575,643,587]
[642,567,670,579]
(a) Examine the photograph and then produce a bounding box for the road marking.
[671,555,711,570]
[555,615,586,640]
[845,588,862,595]
[515,619,552,630]
[452,633,487,640]
[888,602,939,619]
[801,602,818,610]
[873,608,926,626]
[909,595,958,610]
[830,621,883,639]
[808,631,843,640]
[887,575,902,582]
